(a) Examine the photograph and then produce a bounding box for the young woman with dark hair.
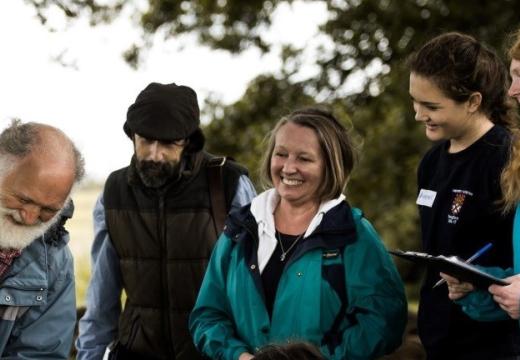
[442,28,520,347]
[409,32,520,359]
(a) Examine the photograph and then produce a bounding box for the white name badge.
[416,189,437,207]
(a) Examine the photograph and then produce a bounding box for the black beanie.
[124,83,203,151]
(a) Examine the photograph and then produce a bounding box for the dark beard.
[135,159,180,188]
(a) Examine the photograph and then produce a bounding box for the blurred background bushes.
[29,0,520,300]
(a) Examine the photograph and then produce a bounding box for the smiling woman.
[409,73,490,152]
[269,122,325,209]
[408,32,520,360]
[189,107,407,360]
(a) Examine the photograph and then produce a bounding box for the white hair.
[0,154,68,250]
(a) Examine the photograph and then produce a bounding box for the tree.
[24,0,520,90]
[26,0,520,282]
[203,74,315,187]
[202,71,426,282]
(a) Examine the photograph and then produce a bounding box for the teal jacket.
[0,206,76,359]
[189,200,407,360]
[456,204,520,321]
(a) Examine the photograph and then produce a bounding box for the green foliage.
[203,72,427,281]
[312,0,520,98]
[23,0,124,26]
[29,0,520,284]
[28,0,520,89]
[203,74,315,186]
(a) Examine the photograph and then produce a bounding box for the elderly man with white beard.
[0,119,84,359]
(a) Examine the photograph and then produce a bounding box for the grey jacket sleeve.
[230,175,257,210]
[76,194,123,360]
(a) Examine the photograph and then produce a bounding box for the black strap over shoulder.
[207,156,227,235]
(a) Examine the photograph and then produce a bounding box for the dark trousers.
[108,343,162,360]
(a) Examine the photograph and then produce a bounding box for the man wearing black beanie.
[76,82,256,360]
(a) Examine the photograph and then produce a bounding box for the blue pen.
[432,242,493,288]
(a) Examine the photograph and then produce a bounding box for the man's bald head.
[0,120,85,182]
[0,120,85,249]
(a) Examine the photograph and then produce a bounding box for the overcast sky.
[0,1,328,182]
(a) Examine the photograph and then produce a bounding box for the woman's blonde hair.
[501,29,520,212]
[259,107,356,202]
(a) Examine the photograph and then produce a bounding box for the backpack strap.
[207,156,228,235]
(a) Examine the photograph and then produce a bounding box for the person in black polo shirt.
[408,32,520,359]
[441,29,520,353]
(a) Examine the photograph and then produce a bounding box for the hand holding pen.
[433,242,493,289]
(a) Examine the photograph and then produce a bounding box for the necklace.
[276,231,304,261]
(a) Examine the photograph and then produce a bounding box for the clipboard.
[389,250,508,289]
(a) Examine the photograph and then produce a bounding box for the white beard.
[0,205,63,250]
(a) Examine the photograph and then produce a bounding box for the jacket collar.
[250,189,346,234]
[251,189,345,272]
[43,200,73,248]
[230,189,355,272]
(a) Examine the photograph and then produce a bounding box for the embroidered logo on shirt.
[448,189,473,224]
[451,193,466,214]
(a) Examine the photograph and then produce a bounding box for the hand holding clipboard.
[389,246,508,289]
[432,243,493,288]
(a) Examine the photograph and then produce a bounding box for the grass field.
[67,183,103,307]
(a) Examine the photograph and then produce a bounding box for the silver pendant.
[280,253,286,261]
